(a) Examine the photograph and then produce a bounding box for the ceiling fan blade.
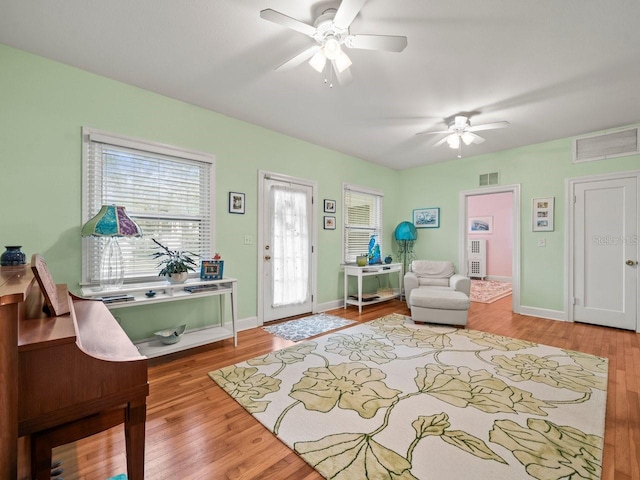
[433,136,450,147]
[260,9,316,37]
[415,129,449,136]
[467,121,510,132]
[333,0,368,29]
[346,34,408,52]
[469,133,485,144]
[275,45,321,71]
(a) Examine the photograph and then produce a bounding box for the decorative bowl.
[154,324,187,345]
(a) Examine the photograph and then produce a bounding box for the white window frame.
[81,127,215,286]
[342,183,384,264]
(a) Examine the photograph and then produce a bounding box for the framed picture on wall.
[469,216,493,234]
[532,197,554,231]
[324,216,336,230]
[413,207,440,228]
[229,192,245,214]
[323,199,336,213]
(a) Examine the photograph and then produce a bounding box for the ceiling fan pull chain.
[323,62,334,88]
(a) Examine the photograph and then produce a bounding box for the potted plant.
[151,238,198,283]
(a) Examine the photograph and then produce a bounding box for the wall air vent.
[479,172,499,187]
[573,127,639,163]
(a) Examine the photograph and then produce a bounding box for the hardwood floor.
[53,297,640,479]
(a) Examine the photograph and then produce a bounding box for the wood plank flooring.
[52,297,640,479]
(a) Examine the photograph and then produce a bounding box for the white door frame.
[458,184,521,313]
[257,170,318,326]
[565,170,640,332]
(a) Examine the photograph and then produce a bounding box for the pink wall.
[467,192,513,278]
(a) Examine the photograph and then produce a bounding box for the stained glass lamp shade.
[394,221,417,279]
[81,205,142,290]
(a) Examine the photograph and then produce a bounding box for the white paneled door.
[261,176,314,322]
[573,176,638,330]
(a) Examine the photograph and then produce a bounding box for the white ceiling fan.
[260,0,408,87]
[417,115,509,158]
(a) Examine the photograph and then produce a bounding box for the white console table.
[343,263,403,313]
[81,277,237,358]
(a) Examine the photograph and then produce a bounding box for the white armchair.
[404,260,470,326]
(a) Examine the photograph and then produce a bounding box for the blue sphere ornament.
[384,255,392,264]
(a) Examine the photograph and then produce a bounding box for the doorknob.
[265,255,271,261]
[626,260,638,266]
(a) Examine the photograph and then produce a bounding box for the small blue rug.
[107,475,126,480]
[263,313,356,341]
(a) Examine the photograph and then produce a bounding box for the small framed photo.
[532,197,554,231]
[200,260,224,280]
[324,216,336,230]
[469,216,493,234]
[229,192,245,214]
[413,207,440,228]
[324,199,336,213]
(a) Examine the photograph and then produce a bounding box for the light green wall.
[2,43,637,338]
[0,44,400,339]
[398,138,639,311]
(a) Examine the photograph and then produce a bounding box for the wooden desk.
[0,265,34,480]
[1,263,149,480]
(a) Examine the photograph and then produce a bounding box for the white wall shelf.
[81,277,237,358]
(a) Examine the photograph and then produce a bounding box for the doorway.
[258,171,317,324]
[568,172,638,331]
[459,185,521,313]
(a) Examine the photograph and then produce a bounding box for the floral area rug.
[210,313,608,480]
[262,313,356,341]
[470,279,513,303]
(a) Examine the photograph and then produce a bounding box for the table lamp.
[82,204,142,290]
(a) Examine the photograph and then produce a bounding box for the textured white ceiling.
[1,0,639,169]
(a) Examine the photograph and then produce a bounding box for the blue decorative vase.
[1,246,26,266]
[384,255,392,264]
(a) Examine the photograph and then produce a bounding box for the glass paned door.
[262,177,313,321]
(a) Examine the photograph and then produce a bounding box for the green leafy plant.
[151,238,198,276]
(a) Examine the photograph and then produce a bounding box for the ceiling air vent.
[573,127,639,163]
[479,172,499,187]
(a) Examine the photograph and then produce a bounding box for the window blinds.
[82,129,214,285]
[343,185,383,264]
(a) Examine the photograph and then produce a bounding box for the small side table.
[343,263,403,313]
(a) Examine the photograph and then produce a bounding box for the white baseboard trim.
[316,299,344,313]
[519,306,568,322]
[486,275,512,283]
[237,316,259,331]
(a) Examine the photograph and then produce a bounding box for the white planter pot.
[167,272,188,284]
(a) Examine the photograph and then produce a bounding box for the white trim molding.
[459,184,521,314]
[519,306,567,322]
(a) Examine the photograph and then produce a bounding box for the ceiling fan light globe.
[447,134,460,149]
[334,50,352,73]
[323,37,341,60]
[461,132,475,145]
[309,51,327,72]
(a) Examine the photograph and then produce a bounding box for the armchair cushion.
[411,260,455,278]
